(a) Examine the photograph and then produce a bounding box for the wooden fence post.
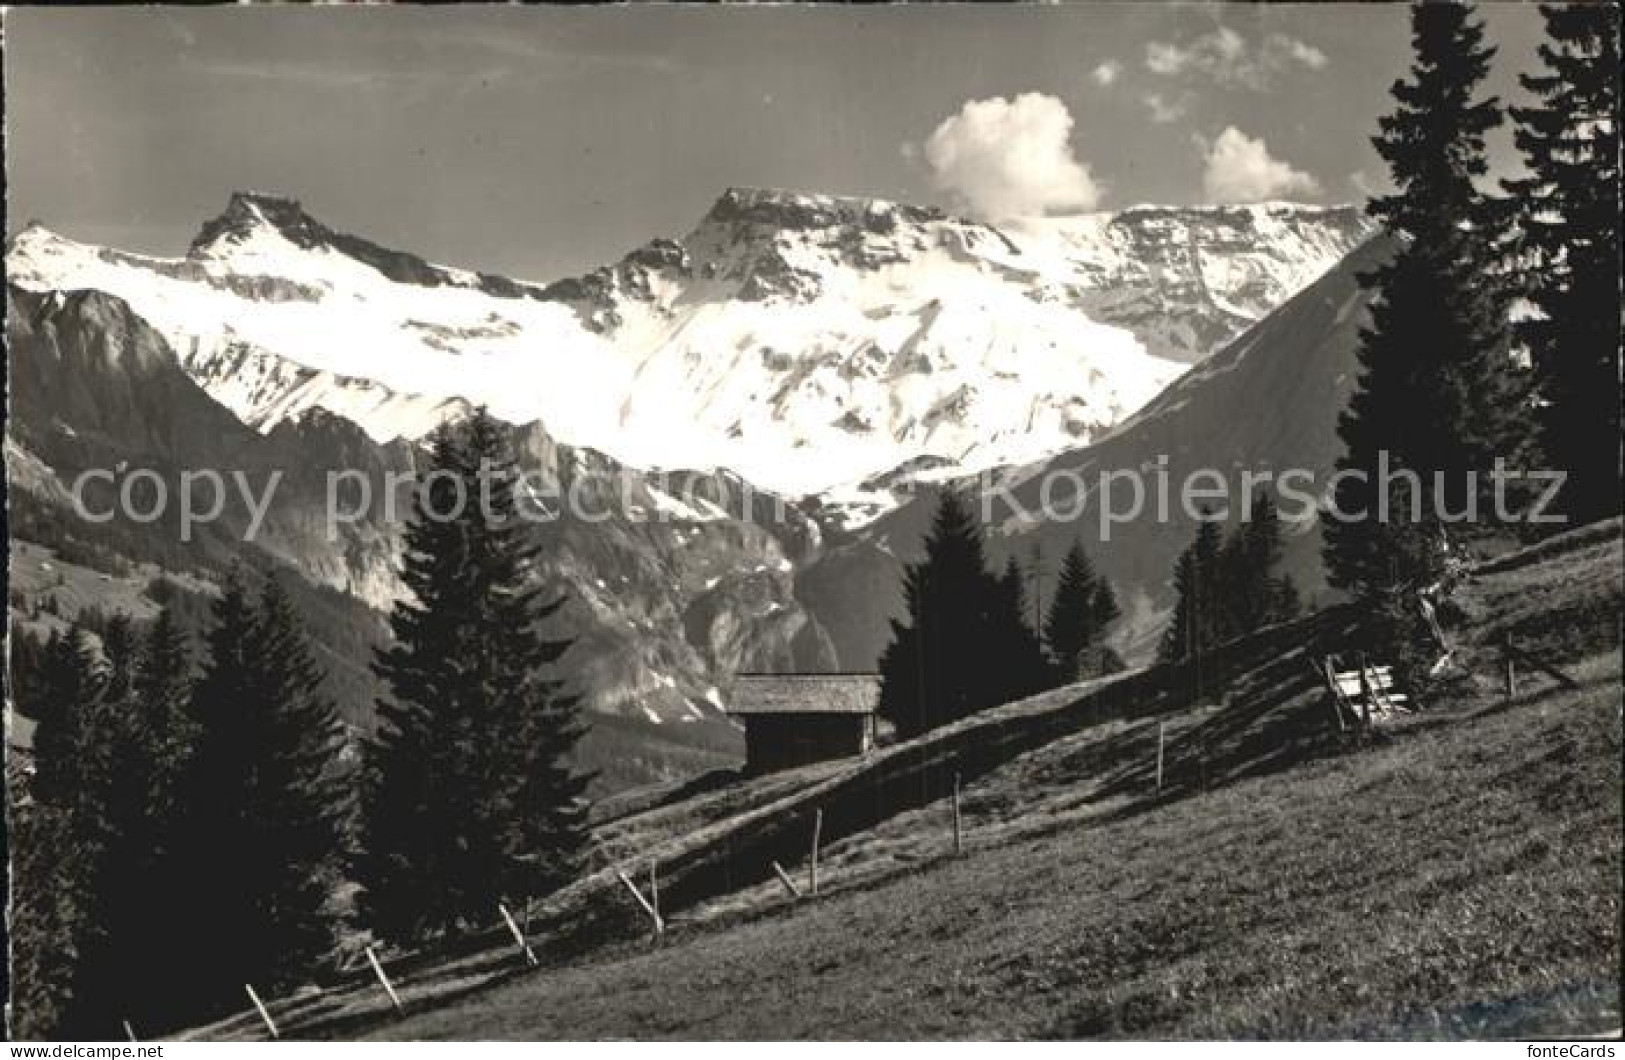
[809,808,823,895]
[951,772,963,856]
[616,869,664,936]
[498,902,540,967]
[1155,721,1166,795]
[649,861,660,924]
[365,945,404,1014]
[1356,652,1373,742]
[245,983,279,1040]
[771,860,803,899]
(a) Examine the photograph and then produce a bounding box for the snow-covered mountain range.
[6,187,1376,789]
[8,188,1371,508]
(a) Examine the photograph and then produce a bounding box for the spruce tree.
[1160,515,1225,665]
[70,612,185,1038]
[1090,577,1122,638]
[1223,492,1300,636]
[9,626,110,1039]
[878,491,990,737]
[991,556,1053,701]
[878,491,1046,738]
[8,615,187,1039]
[361,409,588,941]
[176,571,348,1019]
[1324,1,1528,594]
[1506,2,1622,525]
[115,608,198,1032]
[1044,541,1122,682]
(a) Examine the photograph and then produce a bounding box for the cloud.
[1090,61,1122,87]
[1268,33,1329,71]
[1143,92,1190,125]
[1200,127,1321,203]
[1145,27,1327,89]
[922,93,1102,220]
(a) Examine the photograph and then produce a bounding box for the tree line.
[9,410,590,1039]
[1324,1,1617,680]
[876,484,1300,740]
[1159,494,1301,666]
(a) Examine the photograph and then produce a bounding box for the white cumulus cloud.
[1090,61,1122,87]
[1201,127,1321,203]
[922,92,1103,220]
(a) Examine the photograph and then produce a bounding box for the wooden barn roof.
[727,674,880,716]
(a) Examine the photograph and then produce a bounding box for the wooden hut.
[727,673,880,773]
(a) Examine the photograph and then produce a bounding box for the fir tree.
[878,491,1048,738]
[361,409,588,942]
[1324,1,1529,594]
[114,608,198,1032]
[1160,514,1225,665]
[176,571,348,1019]
[1222,492,1301,637]
[1043,541,1121,682]
[991,556,1053,700]
[1506,2,1622,525]
[9,626,111,1039]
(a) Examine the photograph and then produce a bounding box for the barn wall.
[744,713,870,773]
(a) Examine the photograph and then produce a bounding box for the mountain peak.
[188,191,331,258]
[702,186,949,232]
[182,191,546,300]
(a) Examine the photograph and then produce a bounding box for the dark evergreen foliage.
[1043,541,1123,683]
[1324,1,1530,595]
[1160,515,1226,665]
[174,570,349,1018]
[877,491,1051,739]
[1161,497,1299,666]
[360,408,589,942]
[1219,493,1300,636]
[1506,2,1622,526]
[10,574,355,1036]
[8,626,111,1039]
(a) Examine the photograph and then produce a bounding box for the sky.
[4,3,1545,281]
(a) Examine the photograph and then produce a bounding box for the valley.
[174,520,1623,1041]
[5,188,1375,791]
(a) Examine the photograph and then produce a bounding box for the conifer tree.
[1043,541,1121,682]
[112,608,198,1031]
[361,409,588,941]
[878,491,991,737]
[991,556,1053,700]
[1506,2,1622,525]
[878,491,1048,738]
[1324,1,1528,594]
[69,612,184,1037]
[9,626,111,1039]
[1223,492,1301,636]
[176,571,348,1018]
[1160,515,1225,664]
[1090,577,1122,638]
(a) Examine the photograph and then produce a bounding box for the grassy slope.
[374,655,1619,1039]
[369,524,1621,1040]
[185,521,1622,1041]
